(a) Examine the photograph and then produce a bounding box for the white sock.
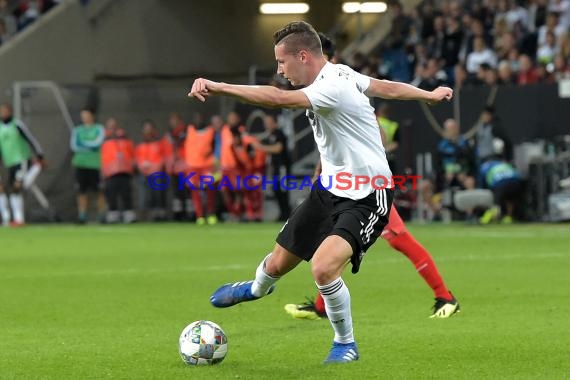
[9,193,24,223]
[0,194,10,225]
[317,277,354,344]
[106,210,121,223]
[123,210,137,224]
[251,253,279,297]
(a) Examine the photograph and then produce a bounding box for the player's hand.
[35,158,47,169]
[188,78,222,102]
[427,86,453,105]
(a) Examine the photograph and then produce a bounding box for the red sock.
[222,191,239,217]
[388,231,453,300]
[232,194,243,218]
[253,189,263,220]
[244,191,255,220]
[315,292,326,315]
[191,191,203,218]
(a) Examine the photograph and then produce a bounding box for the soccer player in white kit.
[188,21,453,363]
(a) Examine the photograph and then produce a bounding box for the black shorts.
[75,168,101,193]
[1,161,31,188]
[493,179,523,205]
[276,184,393,274]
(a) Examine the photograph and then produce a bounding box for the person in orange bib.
[163,112,190,221]
[242,132,266,222]
[185,120,218,225]
[136,120,167,221]
[101,119,136,223]
[219,111,248,221]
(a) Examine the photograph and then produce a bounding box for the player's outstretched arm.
[188,78,310,109]
[365,78,453,104]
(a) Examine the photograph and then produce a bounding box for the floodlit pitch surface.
[1,223,568,379]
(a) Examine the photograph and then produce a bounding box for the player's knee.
[382,229,397,241]
[311,261,336,286]
[383,227,407,242]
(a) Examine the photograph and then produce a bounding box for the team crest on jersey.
[337,66,350,80]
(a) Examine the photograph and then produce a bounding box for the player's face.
[264,115,277,131]
[0,105,11,119]
[211,116,223,130]
[227,112,240,126]
[106,118,118,131]
[142,123,156,139]
[80,111,94,125]
[275,44,305,86]
[444,121,458,139]
[169,114,181,129]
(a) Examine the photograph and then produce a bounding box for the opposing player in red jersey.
[219,111,249,221]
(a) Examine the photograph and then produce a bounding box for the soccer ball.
[179,320,228,365]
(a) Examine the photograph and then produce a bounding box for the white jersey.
[301,62,392,200]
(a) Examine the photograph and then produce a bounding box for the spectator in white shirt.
[0,0,17,37]
[466,36,498,74]
[537,12,567,46]
[505,0,530,30]
[549,0,570,28]
[537,30,560,63]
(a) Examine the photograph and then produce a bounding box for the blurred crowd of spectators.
[416,106,526,225]
[3,0,559,226]
[0,0,60,46]
[349,0,570,88]
[323,2,547,224]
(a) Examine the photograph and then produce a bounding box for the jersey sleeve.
[300,79,339,111]
[354,71,371,93]
[70,128,82,152]
[80,125,105,148]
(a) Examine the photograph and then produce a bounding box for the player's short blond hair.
[273,21,322,56]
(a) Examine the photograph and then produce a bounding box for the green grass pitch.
[1,223,569,379]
